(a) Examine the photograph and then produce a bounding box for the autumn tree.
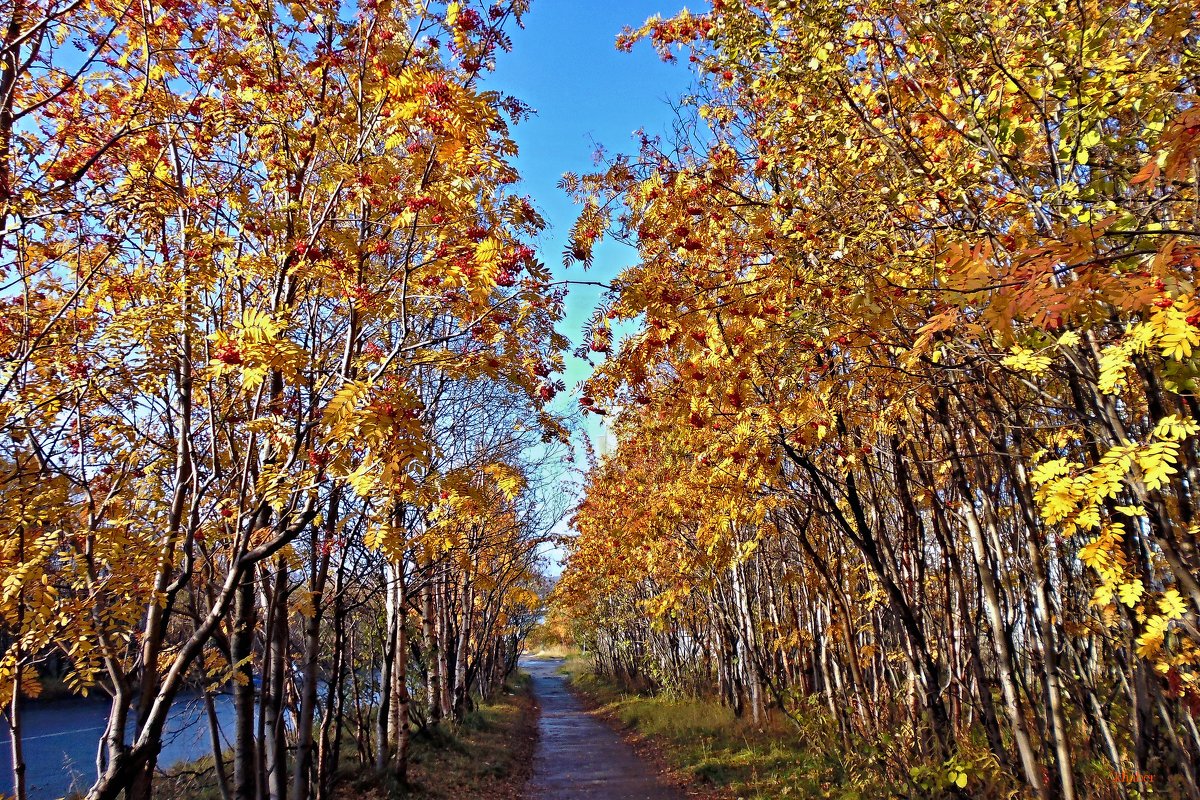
[0,1,562,799]
[558,0,1200,796]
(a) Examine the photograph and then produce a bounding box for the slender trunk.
[375,564,395,772]
[437,571,453,719]
[1153,690,1200,800]
[453,573,472,721]
[393,565,411,783]
[264,560,288,800]
[232,570,258,800]
[730,558,763,724]
[951,478,1048,800]
[936,398,1047,797]
[1009,459,1076,800]
[386,563,403,750]
[317,552,348,800]
[909,443,1010,769]
[293,525,333,800]
[8,640,25,800]
[421,566,442,726]
[783,440,952,753]
[204,690,233,800]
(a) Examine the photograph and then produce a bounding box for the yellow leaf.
[1135,629,1163,658]
[322,380,371,428]
[484,462,526,499]
[1160,589,1187,620]
[1097,343,1132,394]
[1056,331,1081,348]
[1153,414,1200,442]
[1001,345,1051,376]
[1137,441,1179,491]
[1118,579,1144,608]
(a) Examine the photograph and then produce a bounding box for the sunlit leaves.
[1002,346,1052,377]
[558,0,1200,769]
[1160,590,1187,621]
[0,0,565,719]
[1098,343,1135,394]
[1150,298,1200,360]
[484,462,526,500]
[1119,580,1145,608]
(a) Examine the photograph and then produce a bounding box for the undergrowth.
[341,672,537,800]
[155,673,537,800]
[558,658,1022,800]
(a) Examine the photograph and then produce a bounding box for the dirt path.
[522,659,683,800]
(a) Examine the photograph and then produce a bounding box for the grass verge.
[558,658,913,800]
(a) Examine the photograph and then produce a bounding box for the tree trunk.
[952,483,1048,800]
[232,570,258,800]
[293,525,333,800]
[453,574,472,721]
[204,689,233,800]
[263,559,289,800]
[421,567,443,726]
[393,564,411,783]
[8,645,25,800]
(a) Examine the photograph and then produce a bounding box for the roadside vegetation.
[7,0,1199,796]
[560,655,1068,800]
[553,0,1200,798]
[361,673,538,800]
[0,3,563,800]
[557,655,906,799]
[153,674,538,800]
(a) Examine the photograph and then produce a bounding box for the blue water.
[0,692,237,800]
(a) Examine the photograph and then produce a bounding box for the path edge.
[558,672,729,800]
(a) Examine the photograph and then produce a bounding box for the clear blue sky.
[488,1,695,568]
[492,1,694,399]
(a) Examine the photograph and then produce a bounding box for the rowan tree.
[558,0,1200,796]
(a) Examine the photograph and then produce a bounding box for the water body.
[0,692,237,800]
[522,658,682,800]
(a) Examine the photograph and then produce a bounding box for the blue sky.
[488,1,696,567]
[492,1,693,402]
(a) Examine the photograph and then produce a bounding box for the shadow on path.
[521,658,683,800]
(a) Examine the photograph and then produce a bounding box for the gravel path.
[522,659,683,800]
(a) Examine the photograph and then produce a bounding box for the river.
[0,692,237,800]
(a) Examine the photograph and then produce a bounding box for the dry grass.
[521,644,577,659]
[339,672,539,800]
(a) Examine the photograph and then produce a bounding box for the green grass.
[557,654,623,702]
[604,695,872,799]
[560,661,981,800]
[563,661,1169,799]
